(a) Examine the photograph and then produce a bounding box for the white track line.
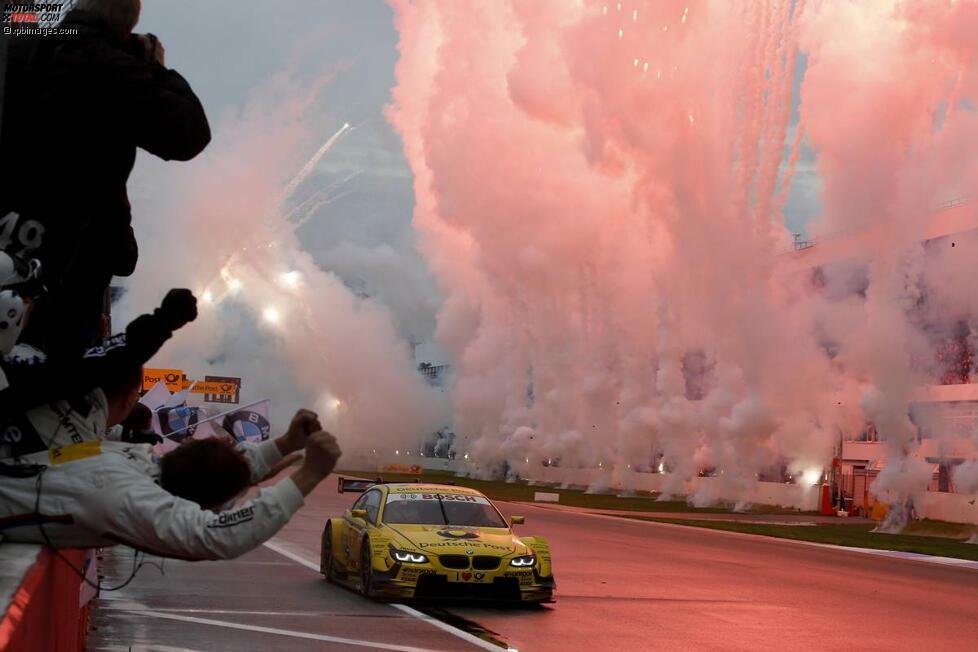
[263,539,320,571]
[118,610,442,652]
[806,542,978,569]
[262,539,507,652]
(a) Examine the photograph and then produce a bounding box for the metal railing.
[782,195,974,257]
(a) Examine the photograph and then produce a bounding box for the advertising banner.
[142,368,186,393]
[202,375,242,404]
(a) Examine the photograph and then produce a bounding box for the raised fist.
[302,431,342,480]
[282,409,323,453]
[157,289,197,331]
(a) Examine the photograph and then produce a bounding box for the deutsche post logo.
[436,529,480,540]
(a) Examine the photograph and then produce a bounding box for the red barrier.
[0,548,90,652]
[819,483,836,516]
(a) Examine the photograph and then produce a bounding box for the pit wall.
[0,546,91,652]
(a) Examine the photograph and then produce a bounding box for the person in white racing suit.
[0,360,142,459]
[0,409,341,560]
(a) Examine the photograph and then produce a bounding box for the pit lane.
[89,542,498,651]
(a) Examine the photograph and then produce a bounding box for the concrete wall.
[529,467,820,511]
[418,458,462,473]
[916,491,978,525]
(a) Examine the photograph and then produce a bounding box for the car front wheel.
[320,523,335,581]
[360,540,374,598]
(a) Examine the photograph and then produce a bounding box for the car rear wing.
[337,476,460,493]
[337,477,381,494]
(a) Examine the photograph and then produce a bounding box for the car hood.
[384,524,527,556]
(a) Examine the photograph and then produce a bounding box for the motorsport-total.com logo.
[3,3,78,36]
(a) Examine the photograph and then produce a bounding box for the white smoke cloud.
[122,67,447,454]
[386,0,978,516]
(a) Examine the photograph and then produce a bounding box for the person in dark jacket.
[0,0,211,357]
[0,288,198,417]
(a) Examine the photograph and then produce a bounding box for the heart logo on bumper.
[461,572,472,581]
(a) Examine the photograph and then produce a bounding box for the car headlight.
[391,549,428,563]
[510,555,536,567]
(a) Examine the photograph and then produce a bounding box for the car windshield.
[383,492,507,528]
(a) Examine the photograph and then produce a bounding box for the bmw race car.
[320,479,555,603]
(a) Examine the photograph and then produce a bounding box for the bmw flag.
[217,400,272,443]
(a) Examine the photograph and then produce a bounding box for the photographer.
[0,0,211,356]
[0,410,342,561]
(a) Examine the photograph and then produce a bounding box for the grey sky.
[135,0,441,344]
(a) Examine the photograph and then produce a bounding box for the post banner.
[188,381,229,395]
[380,463,423,474]
[203,375,242,404]
[142,368,186,393]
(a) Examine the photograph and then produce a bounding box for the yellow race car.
[320,478,555,603]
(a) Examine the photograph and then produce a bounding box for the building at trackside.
[783,198,978,518]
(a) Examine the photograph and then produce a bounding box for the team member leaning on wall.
[0,409,341,561]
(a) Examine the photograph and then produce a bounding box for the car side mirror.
[350,509,369,520]
[510,516,525,526]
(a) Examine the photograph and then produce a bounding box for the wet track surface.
[90,475,978,651]
[89,544,480,651]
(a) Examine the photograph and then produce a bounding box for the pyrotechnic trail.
[292,189,356,231]
[199,122,357,309]
[285,171,363,224]
[282,122,353,200]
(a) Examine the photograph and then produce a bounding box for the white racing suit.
[0,388,108,459]
[0,439,303,560]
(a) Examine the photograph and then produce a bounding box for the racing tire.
[360,539,374,598]
[320,524,335,581]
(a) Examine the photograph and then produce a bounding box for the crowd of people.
[0,0,341,564]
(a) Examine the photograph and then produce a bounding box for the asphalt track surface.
[90,474,978,651]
